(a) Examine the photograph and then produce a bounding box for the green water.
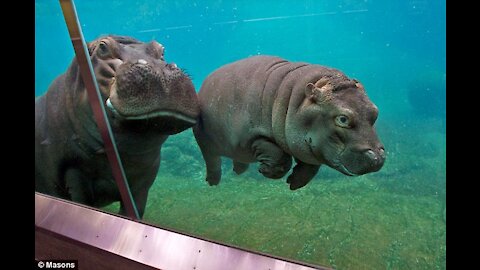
[104,117,446,269]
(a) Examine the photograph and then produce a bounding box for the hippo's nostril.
[378,147,385,158]
[365,149,377,161]
[137,59,147,65]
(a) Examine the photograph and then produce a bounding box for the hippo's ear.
[353,79,366,92]
[87,41,98,56]
[305,83,316,96]
[305,79,333,104]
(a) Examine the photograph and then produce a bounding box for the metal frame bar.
[59,0,139,219]
[36,193,328,270]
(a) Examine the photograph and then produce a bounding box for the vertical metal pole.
[59,0,140,220]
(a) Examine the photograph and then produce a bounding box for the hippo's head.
[288,75,385,176]
[86,35,199,134]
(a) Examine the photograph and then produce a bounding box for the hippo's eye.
[147,41,165,60]
[158,47,165,61]
[335,115,350,128]
[97,41,111,57]
[158,44,165,60]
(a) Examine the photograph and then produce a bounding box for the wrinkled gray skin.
[35,35,199,217]
[193,56,385,190]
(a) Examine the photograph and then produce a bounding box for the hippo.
[35,35,199,217]
[193,55,385,190]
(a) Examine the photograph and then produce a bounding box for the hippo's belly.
[198,82,266,163]
[200,107,257,163]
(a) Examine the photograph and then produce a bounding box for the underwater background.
[35,1,446,269]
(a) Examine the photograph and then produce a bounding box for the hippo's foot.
[195,138,222,186]
[252,138,292,179]
[233,161,249,175]
[259,163,290,179]
[206,169,222,186]
[287,174,309,190]
[286,161,320,190]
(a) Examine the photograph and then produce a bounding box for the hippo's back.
[196,56,311,159]
[35,77,69,197]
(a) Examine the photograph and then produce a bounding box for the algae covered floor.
[103,118,446,270]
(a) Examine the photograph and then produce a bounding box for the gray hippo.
[35,35,199,217]
[193,55,385,190]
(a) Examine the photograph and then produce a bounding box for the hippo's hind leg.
[287,159,320,190]
[233,161,249,175]
[252,138,292,179]
[205,155,222,185]
[119,188,149,218]
[64,167,93,204]
[193,127,222,185]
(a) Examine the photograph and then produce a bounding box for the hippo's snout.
[106,55,199,135]
[362,146,386,173]
[114,60,163,97]
[337,144,386,176]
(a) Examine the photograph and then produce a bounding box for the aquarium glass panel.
[35,1,446,269]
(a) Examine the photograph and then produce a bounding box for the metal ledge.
[35,193,329,270]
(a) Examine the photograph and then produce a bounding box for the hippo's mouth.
[104,60,198,132]
[105,98,196,125]
[328,158,359,176]
[335,164,358,176]
[316,145,359,176]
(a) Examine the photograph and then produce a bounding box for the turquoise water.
[35,1,446,269]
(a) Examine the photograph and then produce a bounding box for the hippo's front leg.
[65,167,93,204]
[252,138,292,179]
[287,159,320,190]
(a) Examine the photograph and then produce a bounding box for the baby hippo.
[193,55,385,190]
